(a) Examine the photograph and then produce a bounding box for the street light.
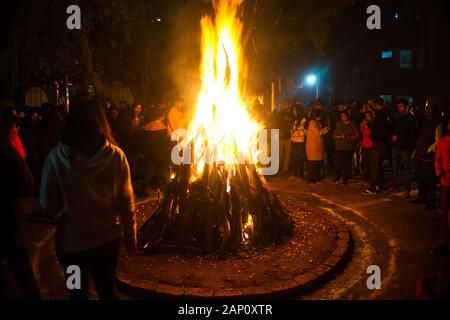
[305,73,319,100]
[306,74,317,86]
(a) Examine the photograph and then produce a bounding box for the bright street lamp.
[306,74,317,86]
[305,73,319,100]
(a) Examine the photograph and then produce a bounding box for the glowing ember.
[242,214,254,242]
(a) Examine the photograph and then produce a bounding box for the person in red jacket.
[433,118,450,256]
[9,122,26,160]
[360,111,374,181]
[1,111,41,299]
[1,108,26,159]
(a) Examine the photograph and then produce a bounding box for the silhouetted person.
[433,118,450,255]
[363,98,391,195]
[391,99,417,197]
[277,101,293,173]
[118,102,145,183]
[108,106,120,135]
[0,113,41,300]
[40,98,137,300]
[327,102,342,169]
[290,105,307,180]
[411,103,442,210]
[141,109,170,193]
[333,110,359,184]
[20,107,43,183]
[306,109,329,184]
[360,111,374,181]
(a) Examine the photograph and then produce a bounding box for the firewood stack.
[139,163,294,258]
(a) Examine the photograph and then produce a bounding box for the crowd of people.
[0,99,186,196]
[1,94,449,300]
[0,98,184,299]
[108,100,188,196]
[262,97,449,256]
[266,98,444,196]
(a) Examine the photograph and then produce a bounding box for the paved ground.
[268,173,450,299]
[3,170,450,300]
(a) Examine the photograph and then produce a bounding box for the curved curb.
[117,222,352,299]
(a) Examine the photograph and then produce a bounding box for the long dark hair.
[61,98,117,151]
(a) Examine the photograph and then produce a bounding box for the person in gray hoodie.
[40,98,136,300]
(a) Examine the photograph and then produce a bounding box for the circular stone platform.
[117,193,351,299]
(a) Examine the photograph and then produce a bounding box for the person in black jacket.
[363,98,391,195]
[391,99,418,197]
[141,108,171,193]
[276,102,294,173]
[410,102,442,210]
[0,113,41,299]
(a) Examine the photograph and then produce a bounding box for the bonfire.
[139,0,293,257]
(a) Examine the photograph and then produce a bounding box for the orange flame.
[243,213,254,242]
[186,0,262,182]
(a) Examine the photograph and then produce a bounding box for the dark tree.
[10,0,188,106]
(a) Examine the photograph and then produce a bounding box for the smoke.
[166,0,211,108]
[166,0,257,108]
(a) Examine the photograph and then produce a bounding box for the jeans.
[369,142,386,191]
[361,147,372,181]
[392,148,412,192]
[417,159,437,207]
[56,239,121,300]
[326,134,335,169]
[335,150,353,183]
[291,142,306,178]
[307,160,322,183]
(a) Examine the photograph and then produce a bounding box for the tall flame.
[187,0,261,181]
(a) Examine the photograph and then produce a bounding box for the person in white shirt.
[289,105,307,181]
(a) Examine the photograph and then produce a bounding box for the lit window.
[394,12,399,21]
[381,51,393,59]
[399,50,412,68]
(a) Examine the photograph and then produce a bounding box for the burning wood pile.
[139,163,293,257]
[139,0,293,257]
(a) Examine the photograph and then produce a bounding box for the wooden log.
[140,162,294,254]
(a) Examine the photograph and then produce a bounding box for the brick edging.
[117,222,351,299]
